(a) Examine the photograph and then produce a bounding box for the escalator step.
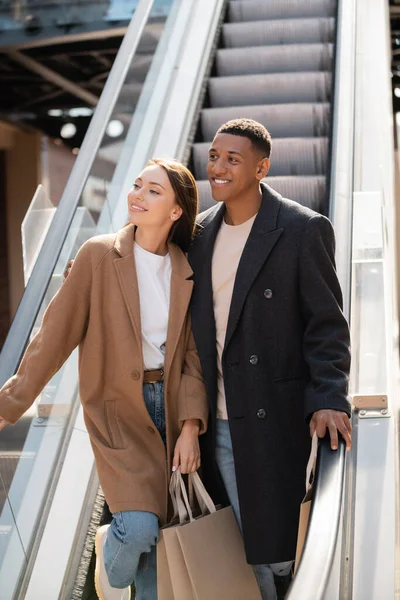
[228,0,336,23]
[216,43,333,77]
[196,177,326,214]
[222,18,335,48]
[209,72,331,107]
[192,138,328,181]
[201,103,330,140]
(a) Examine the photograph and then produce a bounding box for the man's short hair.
[216,118,272,158]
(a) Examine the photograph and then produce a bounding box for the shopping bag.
[157,469,261,600]
[294,432,318,572]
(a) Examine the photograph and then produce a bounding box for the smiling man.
[188,119,352,599]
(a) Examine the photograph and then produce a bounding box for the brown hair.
[145,158,198,252]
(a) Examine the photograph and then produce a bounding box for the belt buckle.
[146,369,164,383]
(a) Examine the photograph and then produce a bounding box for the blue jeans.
[103,382,166,599]
[215,419,293,600]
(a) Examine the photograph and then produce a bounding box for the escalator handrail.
[286,0,357,595]
[287,437,346,600]
[0,0,155,387]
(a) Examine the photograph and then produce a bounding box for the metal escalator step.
[192,138,328,181]
[269,138,328,176]
[216,43,333,77]
[209,72,331,108]
[196,177,326,214]
[223,18,335,48]
[265,176,326,212]
[228,0,336,23]
[201,103,330,140]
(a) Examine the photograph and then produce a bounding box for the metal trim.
[353,394,388,409]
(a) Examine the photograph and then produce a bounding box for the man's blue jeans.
[215,419,293,600]
[103,382,165,599]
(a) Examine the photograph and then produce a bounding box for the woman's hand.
[0,417,9,432]
[172,419,201,474]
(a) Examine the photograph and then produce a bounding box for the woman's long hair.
[126,158,198,253]
[146,158,198,252]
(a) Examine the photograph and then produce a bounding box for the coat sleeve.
[299,214,351,421]
[177,316,209,434]
[0,240,94,424]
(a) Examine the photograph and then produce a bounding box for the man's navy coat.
[188,182,351,565]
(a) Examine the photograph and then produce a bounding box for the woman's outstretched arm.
[0,239,94,426]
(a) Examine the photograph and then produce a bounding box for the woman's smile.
[129,201,148,213]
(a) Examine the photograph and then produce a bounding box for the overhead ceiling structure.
[0,1,169,148]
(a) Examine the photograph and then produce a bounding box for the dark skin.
[207,133,352,451]
[60,135,352,451]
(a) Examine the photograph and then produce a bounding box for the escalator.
[0,0,382,598]
[191,0,336,215]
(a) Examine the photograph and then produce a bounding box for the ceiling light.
[395,88,400,98]
[48,109,63,117]
[106,119,124,138]
[68,107,93,117]
[60,123,77,139]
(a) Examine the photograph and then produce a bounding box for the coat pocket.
[104,400,126,450]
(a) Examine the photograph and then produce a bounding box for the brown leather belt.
[143,368,164,383]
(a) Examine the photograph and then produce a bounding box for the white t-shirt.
[134,242,172,370]
[212,215,257,419]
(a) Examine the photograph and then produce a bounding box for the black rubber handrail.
[287,437,346,599]
[0,0,155,388]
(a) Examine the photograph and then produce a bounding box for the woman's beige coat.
[0,224,208,523]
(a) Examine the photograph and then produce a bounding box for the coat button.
[249,355,259,365]
[131,370,140,380]
[257,409,267,419]
[264,288,273,299]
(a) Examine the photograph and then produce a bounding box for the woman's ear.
[171,206,183,221]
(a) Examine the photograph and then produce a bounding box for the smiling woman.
[127,158,198,254]
[0,158,207,600]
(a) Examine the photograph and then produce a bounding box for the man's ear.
[256,157,270,181]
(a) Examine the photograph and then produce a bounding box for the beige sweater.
[212,215,257,419]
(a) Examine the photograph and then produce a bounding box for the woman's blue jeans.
[103,382,165,599]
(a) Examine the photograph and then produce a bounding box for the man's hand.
[63,260,74,280]
[0,417,9,432]
[310,409,352,451]
[172,419,201,474]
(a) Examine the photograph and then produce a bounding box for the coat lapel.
[224,184,283,352]
[113,225,143,348]
[189,204,225,364]
[164,244,194,375]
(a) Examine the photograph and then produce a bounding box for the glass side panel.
[350,191,388,396]
[0,2,178,596]
[21,185,56,286]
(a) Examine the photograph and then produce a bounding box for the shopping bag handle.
[188,472,216,515]
[306,432,318,492]
[169,468,194,524]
